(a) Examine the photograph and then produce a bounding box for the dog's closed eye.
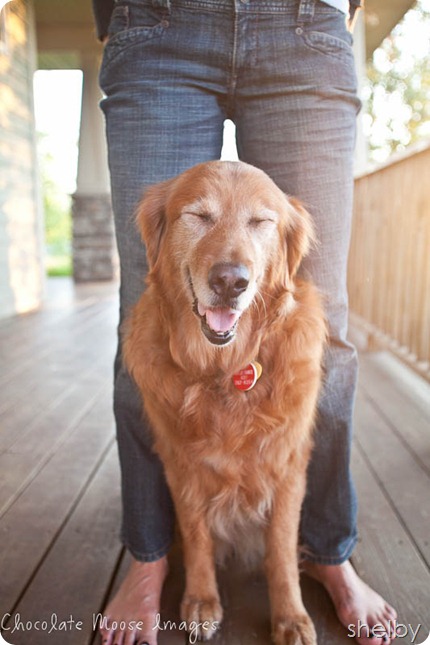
[248,216,276,228]
[186,211,214,224]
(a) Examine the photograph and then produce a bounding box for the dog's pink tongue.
[205,308,240,333]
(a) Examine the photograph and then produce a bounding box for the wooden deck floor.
[0,279,429,645]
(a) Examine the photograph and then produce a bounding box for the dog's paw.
[180,595,223,641]
[272,614,317,645]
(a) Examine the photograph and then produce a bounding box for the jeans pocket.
[302,29,353,58]
[298,6,354,64]
[107,5,130,40]
[101,2,169,74]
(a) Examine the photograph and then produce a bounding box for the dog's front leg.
[265,455,317,645]
[170,485,223,642]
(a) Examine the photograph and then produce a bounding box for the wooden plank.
[0,281,118,382]
[3,445,122,645]
[0,375,111,515]
[0,392,115,614]
[409,193,429,358]
[0,297,116,450]
[357,352,430,472]
[0,304,116,416]
[0,298,112,381]
[0,321,114,442]
[215,561,272,645]
[0,363,107,453]
[349,146,430,366]
[354,389,430,567]
[351,444,430,633]
[0,357,111,453]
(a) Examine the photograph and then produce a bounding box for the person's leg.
[232,0,396,642]
[98,2,232,642]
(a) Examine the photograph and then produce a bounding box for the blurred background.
[1,0,430,379]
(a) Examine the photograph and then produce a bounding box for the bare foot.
[99,555,168,645]
[302,560,397,645]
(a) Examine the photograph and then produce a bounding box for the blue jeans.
[99,0,361,565]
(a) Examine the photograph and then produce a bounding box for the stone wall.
[0,0,44,319]
[72,193,117,282]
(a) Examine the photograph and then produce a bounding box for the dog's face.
[137,161,313,346]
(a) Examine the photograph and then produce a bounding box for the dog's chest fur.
[153,366,307,556]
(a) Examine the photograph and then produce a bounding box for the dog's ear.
[284,197,315,280]
[136,178,175,269]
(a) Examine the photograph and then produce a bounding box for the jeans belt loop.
[348,0,362,29]
[297,0,316,24]
[152,0,171,9]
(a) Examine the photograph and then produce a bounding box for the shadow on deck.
[0,279,429,645]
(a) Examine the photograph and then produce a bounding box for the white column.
[72,52,116,282]
[353,11,369,175]
[76,53,110,195]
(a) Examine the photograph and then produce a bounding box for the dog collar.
[232,361,262,391]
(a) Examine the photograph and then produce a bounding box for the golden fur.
[123,161,326,645]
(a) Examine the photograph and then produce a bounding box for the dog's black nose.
[208,263,249,299]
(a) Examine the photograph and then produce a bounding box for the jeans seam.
[121,536,173,562]
[301,533,358,565]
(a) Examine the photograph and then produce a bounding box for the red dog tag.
[233,361,262,391]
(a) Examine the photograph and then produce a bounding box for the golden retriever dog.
[123,160,326,645]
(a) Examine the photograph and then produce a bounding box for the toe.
[356,633,384,645]
[111,631,124,645]
[117,631,127,645]
[384,604,398,621]
[124,630,138,645]
[100,628,114,645]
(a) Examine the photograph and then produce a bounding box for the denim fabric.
[91,0,352,40]
[99,0,361,564]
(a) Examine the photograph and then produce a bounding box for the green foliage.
[45,254,72,277]
[364,0,430,161]
[39,145,72,277]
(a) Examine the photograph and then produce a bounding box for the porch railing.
[348,141,430,381]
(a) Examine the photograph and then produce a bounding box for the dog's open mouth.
[188,273,241,346]
[194,301,241,346]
